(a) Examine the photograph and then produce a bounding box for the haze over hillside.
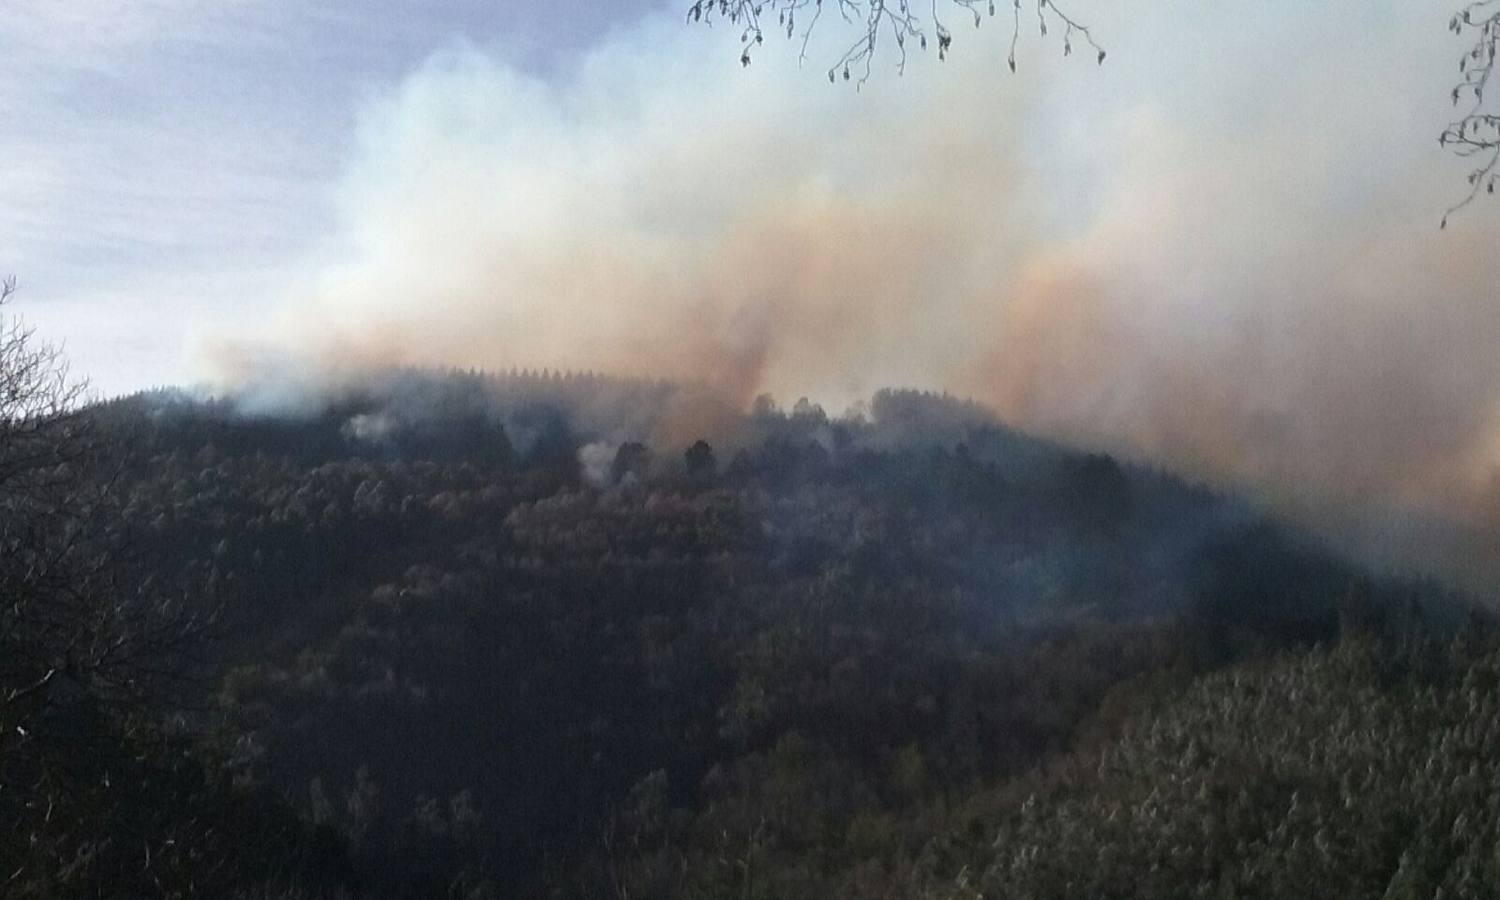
[4,2,1498,598]
[215,5,1500,596]
[202,358,1500,602]
[54,369,1458,895]
[6,1,1500,896]
[1,356,1491,897]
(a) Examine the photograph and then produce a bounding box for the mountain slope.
[927,630,1500,900]
[77,370,1468,897]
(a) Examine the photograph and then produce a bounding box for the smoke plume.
[204,2,1500,593]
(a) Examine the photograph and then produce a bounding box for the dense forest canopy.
[3,366,1479,897]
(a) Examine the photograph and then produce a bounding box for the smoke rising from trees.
[204,3,1500,592]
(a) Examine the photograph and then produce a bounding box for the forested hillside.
[928,632,1500,900]
[4,369,1480,897]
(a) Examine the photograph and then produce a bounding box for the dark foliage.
[56,369,1466,898]
[0,284,346,898]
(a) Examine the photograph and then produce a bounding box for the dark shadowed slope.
[57,369,1473,898]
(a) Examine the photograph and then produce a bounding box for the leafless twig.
[686,0,1104,88]
[1441,1,1500,226]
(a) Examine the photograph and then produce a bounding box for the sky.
[0,0,661,388]
[4,1,1500,590]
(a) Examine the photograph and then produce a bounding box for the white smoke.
[202,1,1500,592]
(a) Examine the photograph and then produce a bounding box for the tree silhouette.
[684,439,717,476]
[612,440,652,485]
[0,278,226,894]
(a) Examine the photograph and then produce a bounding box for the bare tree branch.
[0,279,217,788]
[1442,1,1500,226]
[687,0,1104,88]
